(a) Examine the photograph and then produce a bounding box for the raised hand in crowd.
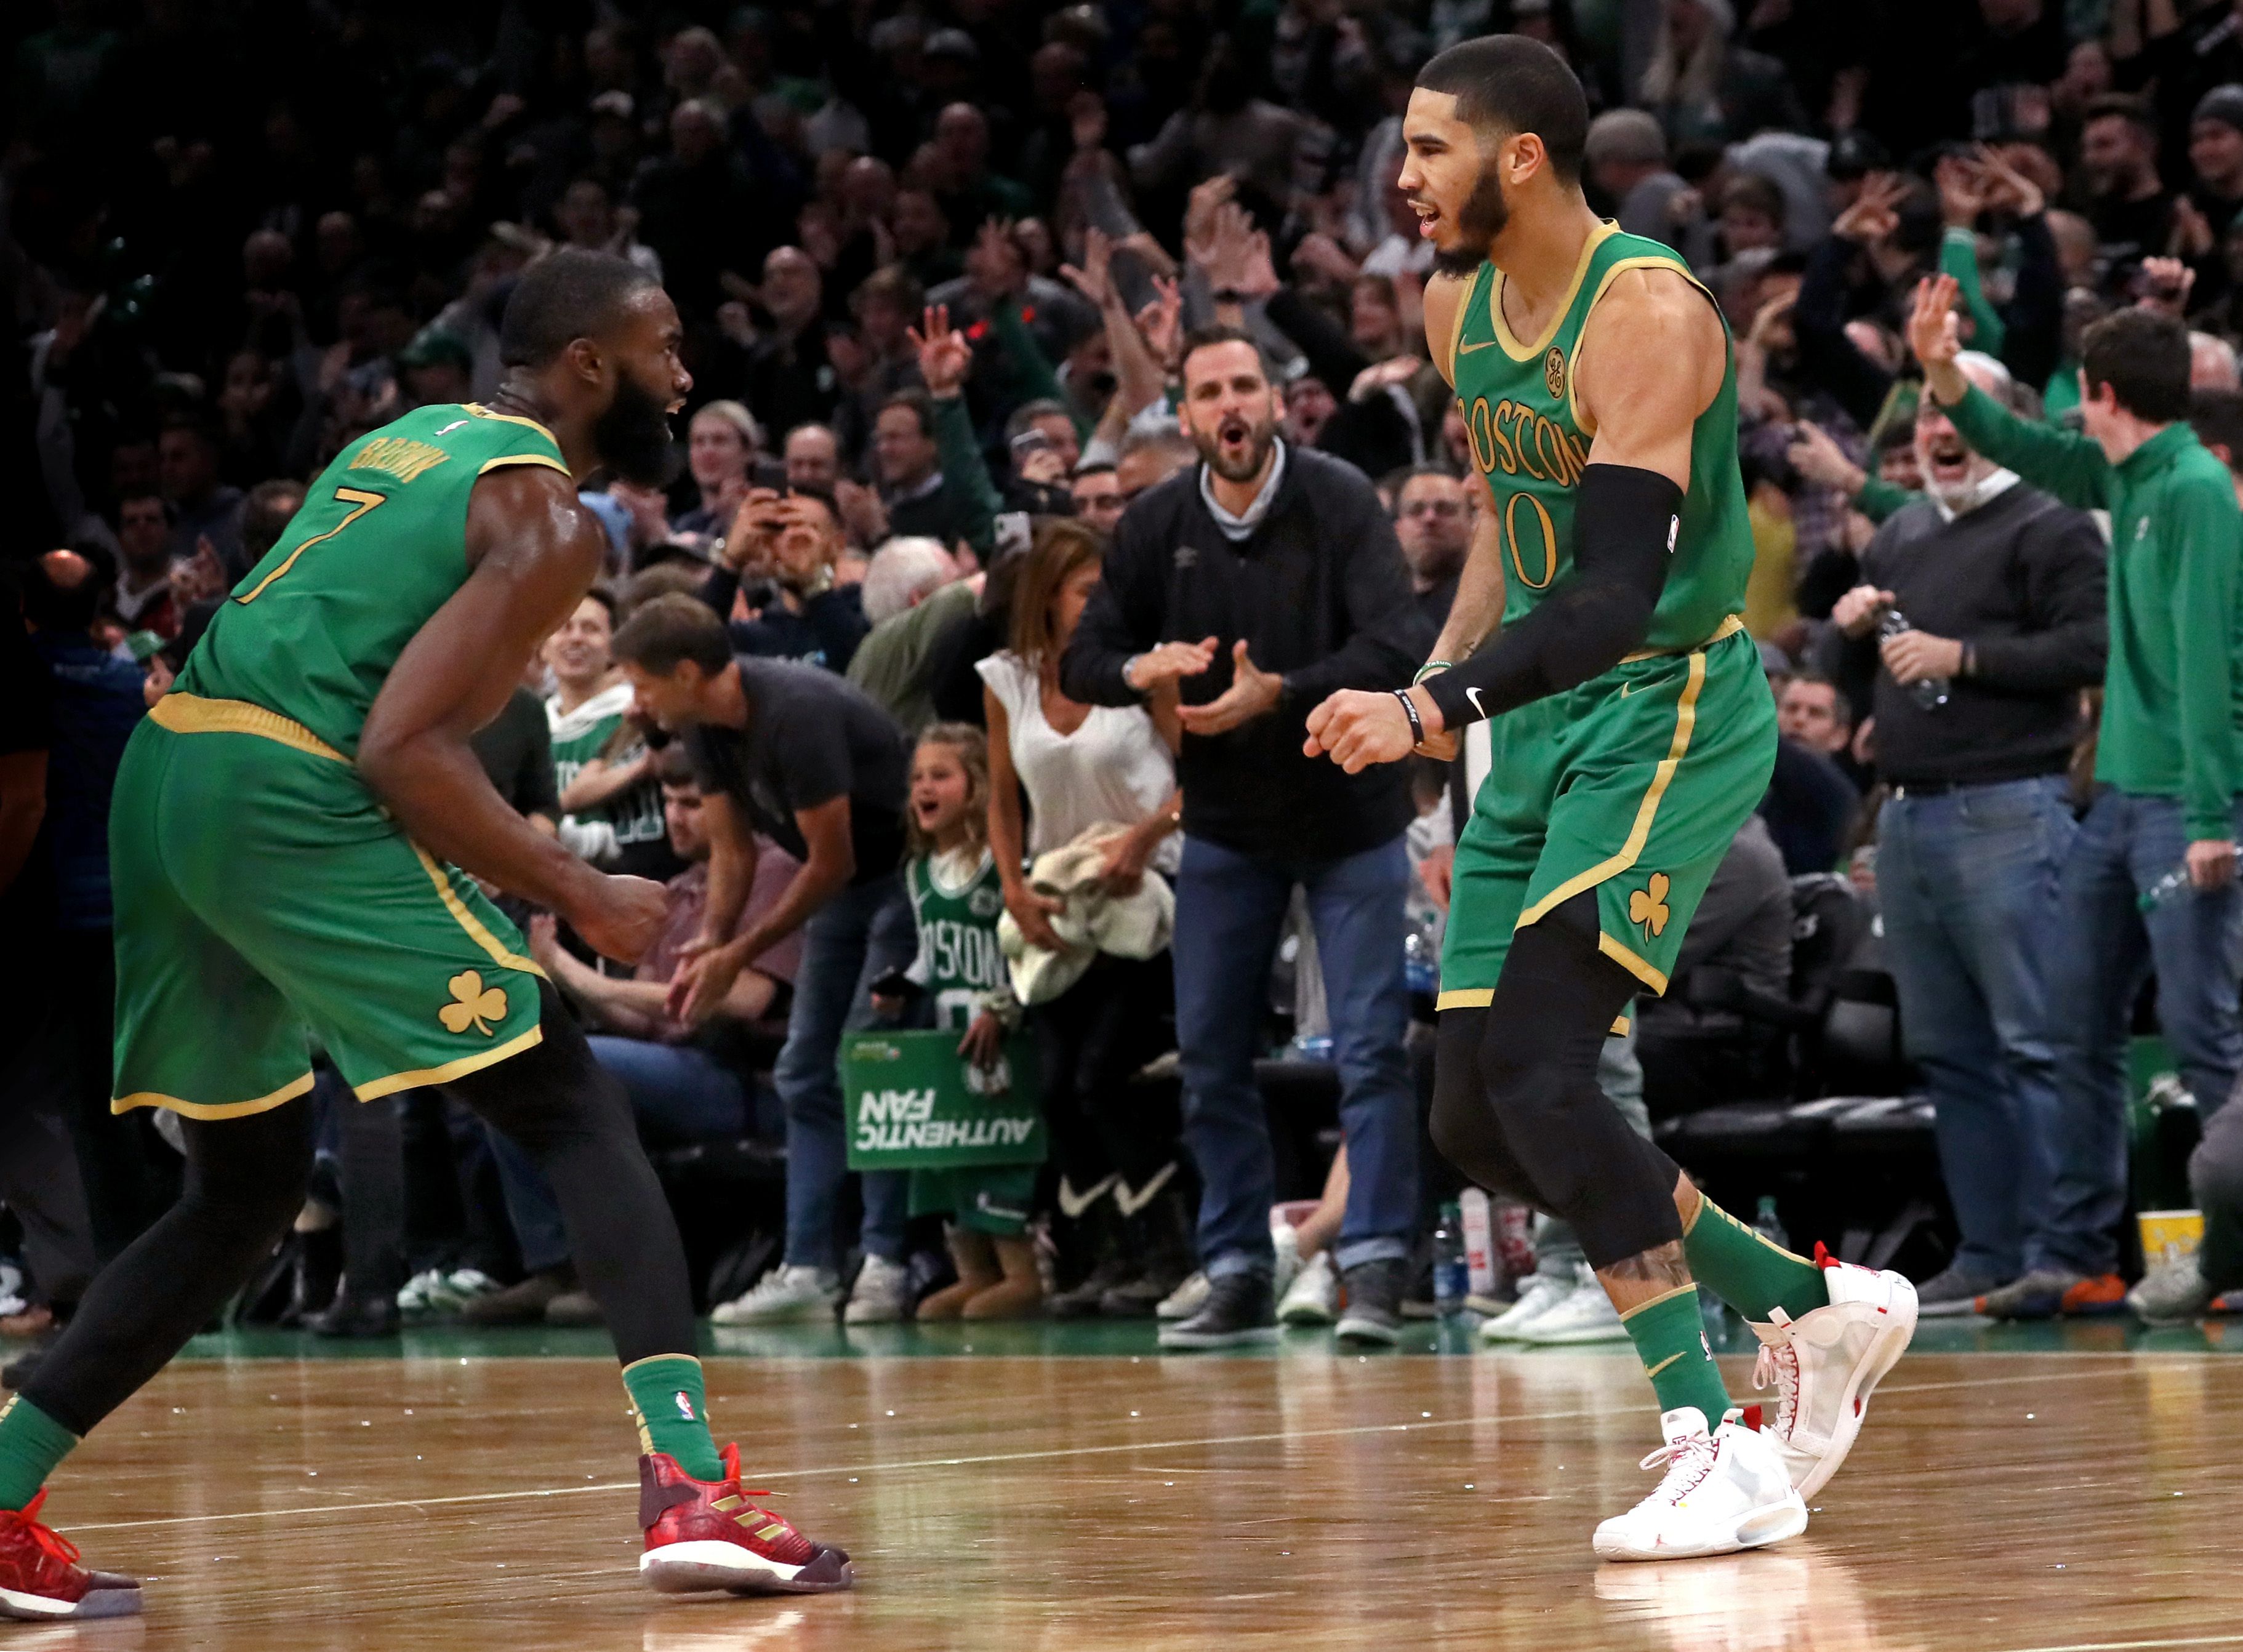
[1933,153,1986,231]
[2135,255,2194,319]
[1138,276,1184,375]
[1973,145,2044,220]
[1906,273,1967,400]
[1832,171,1906,245]
[909,304,975,398]
[722,486,787,577]
[1059,225,1118,310]
[1787,420,1868,497]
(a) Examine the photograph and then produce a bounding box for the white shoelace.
[1751,1307,1800,1432]
[1634,1430,1719,1507]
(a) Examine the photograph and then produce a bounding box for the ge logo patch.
[969,888,1004,919]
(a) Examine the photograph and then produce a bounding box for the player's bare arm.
[1305,267,1720,774]
[358,464,666,963]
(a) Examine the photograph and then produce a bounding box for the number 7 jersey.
[180,403,572,758]
[1445,223,1754,655]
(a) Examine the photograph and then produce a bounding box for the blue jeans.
[1173,833,1418,1279]
[1878,776,2073,1281]
[2037,789,2243,1275]
[772,873,918,1271]
[484,1036,771,1275]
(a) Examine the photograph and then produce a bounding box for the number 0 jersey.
[179,403,571,758]
[1445,223,1753,652]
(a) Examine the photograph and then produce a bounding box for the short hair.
[2080,308,2192,423]
[1952,349,2017,407]
[1179,324,1272,389]
[243,479,305,562]
[25,553,102,633]
[691,398,761,451]
[1005,398,1073,442]
[2192,387,2243,473]
[1385,463,1467,505]
[1073,460,1117,481]
[851,265,925,316]
[576,584,619,626]
[878,390,937,439]
[1414,35,1589,185]
[1717,173,1787,226]
[611,591,732,675]
[1008,517,1105,667]
[860,536,955,625]
[654,744,700,787]
[619,561,705,617]
[499,248,659,369]
[2083,92,2157,141]
[1784,670,1852,728]
[1584,108,1666,171]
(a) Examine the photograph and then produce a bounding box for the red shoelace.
[716,1442,778,1503]
[2,1491,82,1566]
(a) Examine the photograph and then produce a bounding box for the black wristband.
[1394,689,1424,745]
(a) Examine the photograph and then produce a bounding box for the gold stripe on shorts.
[150,693,348,763]
[113,1070,317,1120]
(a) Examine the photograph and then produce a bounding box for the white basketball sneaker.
[1592,1408,1808,1563]
[1478,1269,1573,1344]
[1277,1251,1338,1325]
[1747,1251,1918,1499]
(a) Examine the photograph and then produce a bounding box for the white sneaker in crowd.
[842,1254,913,1324]
[1592,1408,1808,1562]
[1747,1258,1917,1499]
[1157,1271,1209,1321]
[1518,1263,1629,1344]
[1479,1269,1574,1344]
[1277,1251,1338,1325]
[710,1265,841,1325]
[396,1267,500,1317]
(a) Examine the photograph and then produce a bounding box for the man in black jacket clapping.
[1062,327,1434,1347]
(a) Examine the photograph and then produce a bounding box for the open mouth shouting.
[1922,430,1972,487]
[1217,414,1253,464]
[1410,199,1441,240]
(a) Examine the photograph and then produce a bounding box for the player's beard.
[1431,167,1511,278]
[595,373,676,487]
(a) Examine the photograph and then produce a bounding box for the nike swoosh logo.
[1456,340,1498,355]
[1465,687,1488,721]
[1619,681,1638,698]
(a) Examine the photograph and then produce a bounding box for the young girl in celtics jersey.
[883,724,1042,1320]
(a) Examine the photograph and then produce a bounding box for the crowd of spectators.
[10,0,2243,1353]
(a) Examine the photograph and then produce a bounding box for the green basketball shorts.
[109,694,547,1120]
[907,1164,1039,1237]
[1440,622,1776,1015]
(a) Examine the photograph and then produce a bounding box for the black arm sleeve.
[2000,213,2064,395]
[1419,463,1680,731]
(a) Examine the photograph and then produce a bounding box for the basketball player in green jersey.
[0,253,853,1620]
[1304,38,1916,1561]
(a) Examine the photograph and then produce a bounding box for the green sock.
[1621,1285,1733,1426]
[0,1394,79,1510]
[622,1355,724,1480]
[1681,1197,1829,1322]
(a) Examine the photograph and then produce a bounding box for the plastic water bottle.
[2139,865,2193,912]
[1433,1201,1469,1317]
[1878,607,1949,710]
[1459,1188,1498,1301]
[1754,1195,1791,1254]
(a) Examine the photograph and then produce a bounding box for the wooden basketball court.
[15,1324,2240,1651]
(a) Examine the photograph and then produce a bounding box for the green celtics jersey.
[905,848,1011,1030]
[181,403,571,756]
[1447,225,1752,652]
[547,682,668,860]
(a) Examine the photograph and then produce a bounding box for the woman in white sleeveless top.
[978,520,1189,1317]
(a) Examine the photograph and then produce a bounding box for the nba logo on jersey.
[673,1391,696,1422]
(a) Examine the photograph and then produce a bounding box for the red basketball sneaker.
[639,1443,854,1595]
[0,1491,142,1621]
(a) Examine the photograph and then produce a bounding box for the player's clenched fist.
[572,873,670,966]
[1303,687,1447,773]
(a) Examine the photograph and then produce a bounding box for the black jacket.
[1828,482,2106,788]
[1061,444,1432,860]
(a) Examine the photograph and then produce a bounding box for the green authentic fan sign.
[841,1030,1046,1171]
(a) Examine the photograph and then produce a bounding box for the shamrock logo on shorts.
[1628,872,1672,937]
[439,969,508,1037]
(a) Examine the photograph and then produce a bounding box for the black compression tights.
[26,984,697,1436]
[1427,892,1687,1269]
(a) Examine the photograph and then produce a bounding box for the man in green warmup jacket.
[1908,273,2243,1320]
